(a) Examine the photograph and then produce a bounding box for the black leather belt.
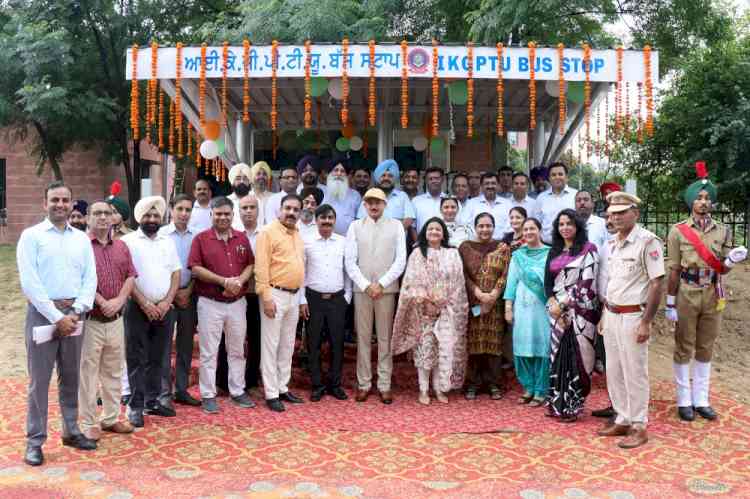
[272,285,299,294]
[87,312,122,323]
[307,288,344,300]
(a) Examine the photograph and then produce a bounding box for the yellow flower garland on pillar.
[304,40,312,129]
[368,40,376,127]
[432,40,439,138]
[528,42,536,131]
[400,40,408,129]
[130,44,140,140]
[341,38,349,125]
[643,45,654,137]
[496,43,504,137]
[271,40,278,131]
[467,42,474,138]
[243,39,251,123]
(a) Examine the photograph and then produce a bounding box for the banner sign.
[126,44,658,83]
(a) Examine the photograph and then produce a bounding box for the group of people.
[17,155,747,466]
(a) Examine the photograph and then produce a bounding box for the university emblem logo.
[407,48,430,74]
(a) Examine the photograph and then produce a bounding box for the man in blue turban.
[356,159,415,228]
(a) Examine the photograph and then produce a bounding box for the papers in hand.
[33,321,83,344]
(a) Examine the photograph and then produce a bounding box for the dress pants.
[465,353,503,391]
[306,289,347,390]
[24,304,84,447]
[79,316,125,431]
[217,294,261,392]
[160,295,197,400]
[354,292,396,393]
[260,288,299,400]
[124,300,175,411]
[197,297,247,399]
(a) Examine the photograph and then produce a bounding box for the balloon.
[310,77,328,97]
[448,81,468,105]
[430,137,445,155]
[567,82,585,103]
[203,120,221,140]
[328,79,343,100]
[199,140,219,159]
[335,137,350,151]
[215,138,225,155]
[413,136,428,152]
[349,136,363,151]
[341,123,355,138]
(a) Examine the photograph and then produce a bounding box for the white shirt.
[322,188,362,236]
[244,225,259,254]
[188,201,212,234]
[460,194,512,239]
[121,228,182,303]
[345,217,407,292]
[584,214,608,254]
[228,193,244,232]
[300,232,352,305]
[533,185,578,243]
[509,195,538,218]
[412,192,446,233]
[297,219,318,242]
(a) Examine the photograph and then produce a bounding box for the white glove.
[665,295,678,322]
[725,246,748,268]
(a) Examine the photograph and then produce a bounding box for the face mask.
[141,222,160,236]
[233,183,251,197]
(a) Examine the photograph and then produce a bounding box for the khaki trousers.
[78,317,125,430]
[355,292,396,392]
[259,289,299,400]
[197,297,247,399]
[603,309,649,427]
[674,285,721,364]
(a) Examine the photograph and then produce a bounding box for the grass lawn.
[0,244,29,377]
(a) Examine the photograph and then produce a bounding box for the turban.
[297,155,320,175]
[599,182,622,199]
[133,196,167,224]
[250,161,272,183]
[106,197,130,222]
[228,163,252,184]
[72,200,88,215]
[529,166,548,181]
[373,159,400,184]
[325,153,351,173]
[684,161,717,207]
[299,187,324,206]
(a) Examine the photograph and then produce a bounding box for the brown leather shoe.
[355,389,370,402]
[379,390,393,405]
[618,428,648,448]
[597,423,631,437]
[82,427,101,441]
[102,421,135,434]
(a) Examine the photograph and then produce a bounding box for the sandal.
[418,392,430,406]
[517,392,534,405]
[464,389,477,400]
[528,397,545,407]
[490,387,504,400]
[434,391,448,404]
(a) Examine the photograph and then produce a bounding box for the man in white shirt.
[227,163,253,231]
[576,190,608,253]
[460,173,511,238]
[121,196,182,428]
[450,173,470,209]
[412,166,447,233]
[188,179,212,233]
[299,204,352,402]
[533,162,578,244]
[467,170,483,199]
[322,156,362,236]
[265,166,299,223]
[497,166,514,199]
[529,166,549,199]
[509,172,538,216]
[346,188,406,405]
[298,187,323,241]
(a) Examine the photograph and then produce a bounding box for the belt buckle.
[321,293,332,300]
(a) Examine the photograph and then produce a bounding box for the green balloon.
[430,137,445,155]
[215,138,225,155]
[335,137,350,152]
[568,82,585,103]
[311,77,328,97]
[448,81,468,105]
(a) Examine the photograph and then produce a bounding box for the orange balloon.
[204,120,221,140]
[341,124,355,139]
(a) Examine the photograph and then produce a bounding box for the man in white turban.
[248,161,273,228]
[121,195,182,428]
[228,163,253,230]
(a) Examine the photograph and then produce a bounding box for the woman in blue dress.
[503,218,551,407]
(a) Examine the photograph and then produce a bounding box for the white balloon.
[200,140,219,160]
[545,80,567,97]
[349,136,363,151]
[413,136,428,152]
[328,79,343,100]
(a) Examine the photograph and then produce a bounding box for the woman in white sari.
[440,197,473,248]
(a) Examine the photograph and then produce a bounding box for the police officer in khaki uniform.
[665,164,747,421]
[596,192,665,449]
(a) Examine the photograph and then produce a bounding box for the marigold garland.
[195,136,201,167]
[158,86,165,150]
[643,45,654,137]
[557,43,566,135]
[596,101,601,156]
[341,38,349,125]
[271,40,278,131]
[583,43,592,155]
[168,99,175,155]
[304,40,312,129]
[496,43,504,136]
[528,42,536,130]
[187,123,193,157]
[466,46,476,137]
[637,82,644,144]
[221,41,229,128]
[616,46,623,135]
[624,81,630,134]
[368,40,376,127]
[243,39,250,123]
[431,40,439,138]
[400,40,408,128]
[130,44,140,140]
[147,42,158,143]
[272,130,278,159]
[199,43,207,131]
[604,89,610,156]
[175,42,183,157]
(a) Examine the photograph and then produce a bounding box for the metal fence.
[640,209,749,251]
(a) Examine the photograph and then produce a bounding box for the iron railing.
[640,209,748,252]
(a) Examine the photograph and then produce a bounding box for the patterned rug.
[1,358,749,498]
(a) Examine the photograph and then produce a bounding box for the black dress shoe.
[128,410,144,428]
[328,387,348,400]
[24,445,44,466]
[174,391,201,406]
[266,398,286,412]
[62,434,97,451]
[695,406,717,420]
[310,387,326,402]
[591,406,616,418]
[280,392,304,404]
[678,406,695,421]
[144,402,177,417]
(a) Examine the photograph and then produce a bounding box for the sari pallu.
[391,247,469,391]
[545,242,601,418]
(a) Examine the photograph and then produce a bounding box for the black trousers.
[217,294,261,392]
[124,300,174,410]
[465,353,504,391]
[306,289,347,390]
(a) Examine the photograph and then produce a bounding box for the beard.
[141,222,160,236]
[327,175,349,201]
[71,222,87,231]
[301,209,314,223]
[233,183,251,197]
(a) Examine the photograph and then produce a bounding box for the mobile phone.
[471,305,482,317]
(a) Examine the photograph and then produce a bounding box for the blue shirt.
[17,219,97,323]
[158,223,195,288]
[323,188,362,236]
[356,189,415,221]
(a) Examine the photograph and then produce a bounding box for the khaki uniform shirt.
[111,224,132,240]
[599,224,665,306]
[666,218,732,272]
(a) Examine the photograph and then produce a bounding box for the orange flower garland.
[168,99,175,155]
[583,43,592,155]
[528,42,536,130]
[616,46,623,135]
[195,137,201,167]
[199,43,207,131]
[272,130,278,160]
[604,89,610,156]
[637,82,644,144]
[187,123,192,157]
[625,81,630,133]
[596,101,601,156]
[175,42,183,157]
[271,40,278,131]
[157,86,165,150]
[130,44,140,140]
[341,38,349,125]
[431,40,439,138]
[304,40,312,129]
[643,45,654,137]
[368,40,376,127]
[147,42,158,143]
[496,43,504,137]
[400,40,408,129]
[222,41,229,128]
[558,43,566,135]
[243,40,250,123]
[467,44,475,137]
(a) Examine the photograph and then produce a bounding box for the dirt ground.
[1,244,748,404]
